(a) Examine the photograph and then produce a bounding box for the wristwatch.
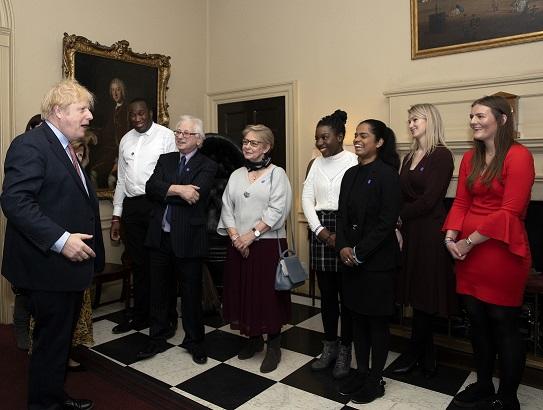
[252,227,261,238]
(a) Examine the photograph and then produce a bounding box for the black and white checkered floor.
[90,295,543,409]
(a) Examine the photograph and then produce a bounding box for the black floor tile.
[281,360,353,404]
[92,332,173,365]
[384,357,470,396]
[280,326,325,357]
[176,363,275,409]
[202,310,227,328]
[94,309,128,324]
[203,329,246,362]
[289,302,321,325]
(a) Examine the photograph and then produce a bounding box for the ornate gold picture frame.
[63,33,171,199]
[411,0,543,59]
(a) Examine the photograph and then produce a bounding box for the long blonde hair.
[406,103,448,160]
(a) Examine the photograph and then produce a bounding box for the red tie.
[67,144,82,179]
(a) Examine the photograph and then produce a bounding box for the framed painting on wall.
[62,33,171,199]
[411,0,543,59]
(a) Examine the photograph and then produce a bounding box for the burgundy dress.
[443,144,535,307]
[397,146,457,316]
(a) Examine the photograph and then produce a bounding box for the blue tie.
[166,156,186,225]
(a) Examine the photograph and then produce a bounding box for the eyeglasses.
[241,139,262,147]
[174,130,199,137]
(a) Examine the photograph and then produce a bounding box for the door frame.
[206,81,307,273]
[206,81,298,178]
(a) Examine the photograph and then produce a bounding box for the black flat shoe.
[112,320,134,334]
[136,341,169,360]
[190,344,207,365]
[63,397,94,409]
[390,353,420,375]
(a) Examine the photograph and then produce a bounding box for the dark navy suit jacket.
[145,150,218,258]
[1,123,105,291]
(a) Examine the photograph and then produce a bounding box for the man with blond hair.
[1,79,104,410]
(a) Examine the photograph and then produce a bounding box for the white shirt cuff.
[51,231,70,253]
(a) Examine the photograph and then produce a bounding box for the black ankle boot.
[238,336,264,360]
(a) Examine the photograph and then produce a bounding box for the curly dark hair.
[317,109,347,137]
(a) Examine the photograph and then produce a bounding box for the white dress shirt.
[302,150,358,234]
[112,122,176,216]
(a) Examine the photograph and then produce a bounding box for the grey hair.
[176,115,205,140]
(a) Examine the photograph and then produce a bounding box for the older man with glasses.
[137,115,218,364]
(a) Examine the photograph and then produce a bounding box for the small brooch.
[243,192,250,198]
[419,166,424,172]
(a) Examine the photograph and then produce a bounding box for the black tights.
[352,312,389,379]
[409,309,435,365]
[316,270,353,345]
[463,295,525,398]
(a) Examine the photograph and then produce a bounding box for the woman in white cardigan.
[302,110,358,379]
[218,124,292,373]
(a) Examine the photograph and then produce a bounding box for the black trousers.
[27,289,83,410]
[352,311,390,379]
[316,269,353,344]
[149,232,204,347]
[122,196,153,324]
[463,295,525,399]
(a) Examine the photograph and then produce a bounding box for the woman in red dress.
[443,96,535,410]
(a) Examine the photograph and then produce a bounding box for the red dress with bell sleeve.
[443,144,535,307]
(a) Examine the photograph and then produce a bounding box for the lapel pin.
[243,192,250,198]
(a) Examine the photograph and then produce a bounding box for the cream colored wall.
[206,0,543,293]
[10,0,208,262]
[207,0,543,183]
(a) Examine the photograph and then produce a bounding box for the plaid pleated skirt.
[310,211,339,272]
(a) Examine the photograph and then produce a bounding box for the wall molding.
[385,73,543,200]
[0,0,15,324]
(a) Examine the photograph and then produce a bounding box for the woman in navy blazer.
[335,119,401,404]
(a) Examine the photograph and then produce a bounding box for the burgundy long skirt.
[222,238,291,337]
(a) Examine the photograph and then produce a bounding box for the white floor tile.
[225,348,313,381]
[170,386,225,409]
[291,294,321,308]
[129,346,220,386]
[91,319,136,345]
[296,313,324,333]
[348,377,452,410]
[238,383,344,410]
[92,302,126,319]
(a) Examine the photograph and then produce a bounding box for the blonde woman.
[393,104,456,378]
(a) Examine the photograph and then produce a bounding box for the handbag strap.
[268,168,296,257]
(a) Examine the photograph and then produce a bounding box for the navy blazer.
[145,150,218,258]
[1,123,105,291]
[336,158,402,272]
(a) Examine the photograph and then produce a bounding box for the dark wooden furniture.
[92,263,131,309]
[525,273,543,356]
